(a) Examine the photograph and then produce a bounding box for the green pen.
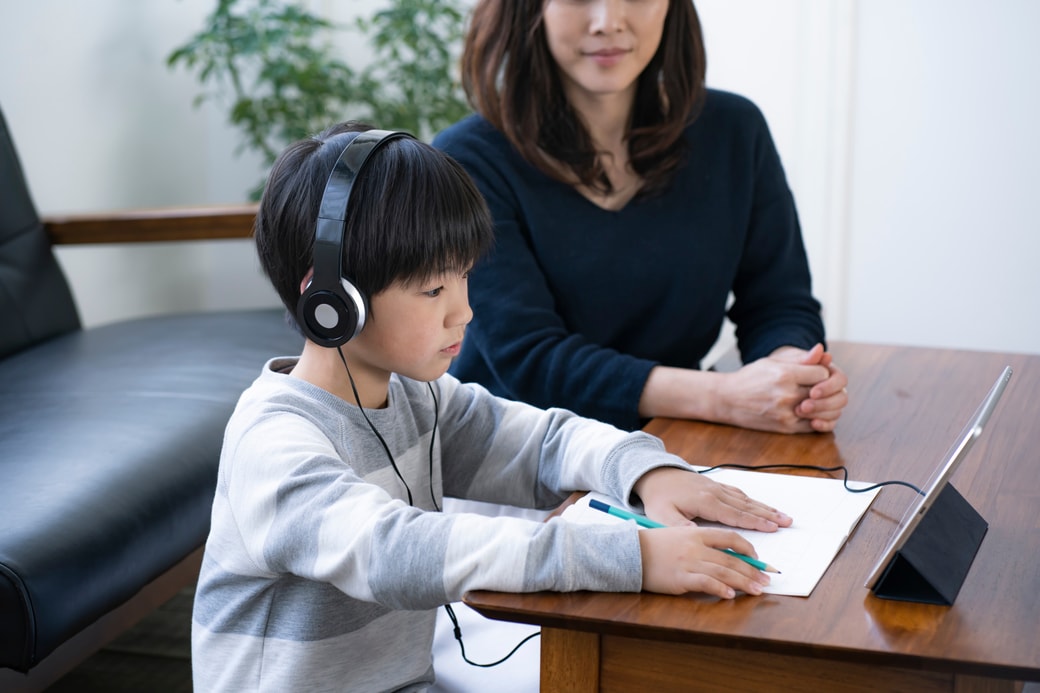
[588,498,781,574]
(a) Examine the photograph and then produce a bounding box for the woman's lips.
[586,47,628,67]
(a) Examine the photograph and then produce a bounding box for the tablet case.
[871,483,988,605]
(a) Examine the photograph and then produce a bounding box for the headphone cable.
[426,382,441,512]
[696,463,924,495]
[337,347,413,505]
[443,603,540,667]
[335,349,539,666]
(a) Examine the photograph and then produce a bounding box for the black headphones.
[296,129,414,348]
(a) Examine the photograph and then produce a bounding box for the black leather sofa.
[0,105,301,690]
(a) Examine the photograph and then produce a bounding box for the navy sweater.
[433,90,824,431]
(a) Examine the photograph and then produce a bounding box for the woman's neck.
[567,86,633,153]
[565,88,642,211]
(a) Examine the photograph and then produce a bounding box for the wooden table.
[464,342,1040,692]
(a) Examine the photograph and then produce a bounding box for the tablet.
[864,365,1013,589]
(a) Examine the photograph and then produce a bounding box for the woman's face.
[542,0,669,107]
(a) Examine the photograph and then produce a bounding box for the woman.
[433,0,848,432]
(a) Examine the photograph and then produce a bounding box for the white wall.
[699,0,1040,356]
[1,1,269,325]
[844,0,1040,354]
[2,1,1037,355]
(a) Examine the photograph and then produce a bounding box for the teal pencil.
[587,498,781,574]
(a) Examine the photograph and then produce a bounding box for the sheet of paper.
[561,468,880,597]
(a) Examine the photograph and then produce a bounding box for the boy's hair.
[255,121,494,325]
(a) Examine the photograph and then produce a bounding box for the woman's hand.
[638,343,848,434]
[714,344,848,433]
[767,344,849,432]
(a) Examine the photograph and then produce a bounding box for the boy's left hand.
[632,467,792,532]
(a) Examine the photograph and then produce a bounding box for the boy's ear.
[299,269,315,295]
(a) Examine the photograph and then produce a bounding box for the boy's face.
[348,269,473,383]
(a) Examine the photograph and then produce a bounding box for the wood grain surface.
[467,342,1040,690]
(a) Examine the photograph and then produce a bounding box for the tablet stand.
[871,484,988,605]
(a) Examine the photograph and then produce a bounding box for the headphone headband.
[298,128,414,347]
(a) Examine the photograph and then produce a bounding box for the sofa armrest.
[41,203,258,245]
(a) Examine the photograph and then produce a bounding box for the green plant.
[168,0,470,199]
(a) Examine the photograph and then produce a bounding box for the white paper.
[561,468,880,597]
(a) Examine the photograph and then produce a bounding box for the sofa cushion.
[0,307,300,672]
[0,108,80,360]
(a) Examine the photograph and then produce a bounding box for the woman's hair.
[255,121,494,323]
[460,0,706,197]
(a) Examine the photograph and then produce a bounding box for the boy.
[191,122,790,692]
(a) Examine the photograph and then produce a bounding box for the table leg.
[540,627,599,692]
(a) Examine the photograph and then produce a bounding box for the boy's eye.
[424,287,443,298]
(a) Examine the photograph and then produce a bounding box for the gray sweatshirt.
[191,357,691,692]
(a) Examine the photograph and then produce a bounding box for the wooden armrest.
[42,203,259,245]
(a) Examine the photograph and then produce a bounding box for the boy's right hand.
[639,526,772,599]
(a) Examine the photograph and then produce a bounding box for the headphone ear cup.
[296,278,367,348]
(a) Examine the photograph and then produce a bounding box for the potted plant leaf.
[168,0,470,199]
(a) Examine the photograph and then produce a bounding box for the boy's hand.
[633,467,792,532]
[639,526,772,598]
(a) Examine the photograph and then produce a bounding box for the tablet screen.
[864,366,1012,589]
